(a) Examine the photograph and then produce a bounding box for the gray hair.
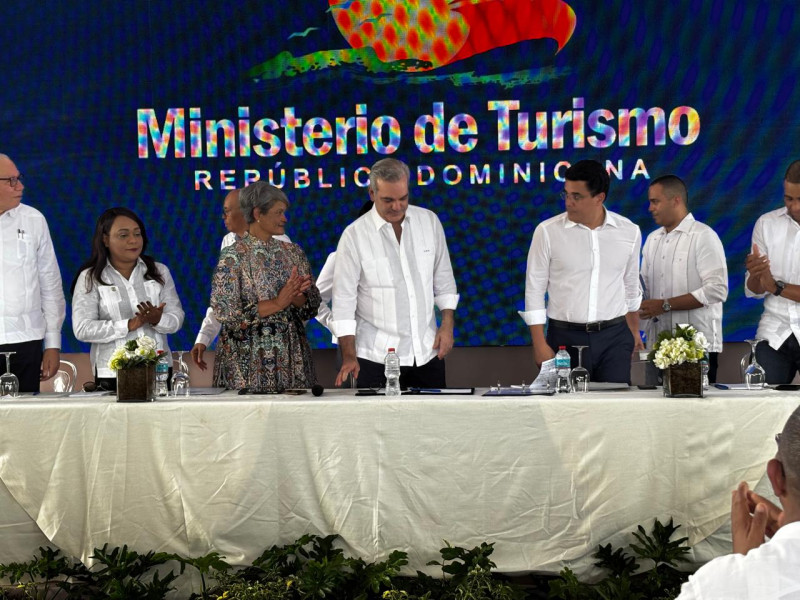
[239,181,289,224]
[779,407,800,489]
[368,158,410,193]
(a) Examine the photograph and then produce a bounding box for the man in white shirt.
[746,160,800,384]
[191,188,290,369]
[521,160,643,383]
[639,175,728,382]
[676,405,800,599]
[0,154,65,392]
[332,158,459,388]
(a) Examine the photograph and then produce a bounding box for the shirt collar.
[671,212,696,234]
[368,203,411,231]
[564,207,617,230]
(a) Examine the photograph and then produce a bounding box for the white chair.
[52,360,78,393]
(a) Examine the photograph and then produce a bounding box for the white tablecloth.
[0,388,796,580]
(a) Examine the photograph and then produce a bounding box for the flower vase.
[662,362,703,398]
[116,364,156,402]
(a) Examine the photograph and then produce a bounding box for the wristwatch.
[774,280,786,296]
[662,299,672,313]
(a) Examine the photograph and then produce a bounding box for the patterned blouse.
[210,233,320,392]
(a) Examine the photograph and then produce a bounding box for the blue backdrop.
[1,0,796,352]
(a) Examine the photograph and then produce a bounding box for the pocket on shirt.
[98,286,123,321]
[418,247,435,279]
[144,280,162,306]
[362,257,394,288]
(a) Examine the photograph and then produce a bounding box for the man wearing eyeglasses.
[190,188,290,371]
[520,159,643,383]
[676,408,800,599]
[0,154,66,392]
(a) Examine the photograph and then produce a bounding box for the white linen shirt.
[676,521,800,600]
[745,207,800,351]
[72,259,184,378]
[195,231,290,347]
[331,204,459,367]
[0,203,65,348]
[315,251,336,344]
[520,209,642,326]
[641,213,728,352]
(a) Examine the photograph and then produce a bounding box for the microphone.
[312,384,324,397]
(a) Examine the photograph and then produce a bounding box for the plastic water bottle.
[555,346,571,393]
[155,351,170,397]
[384,348,401,397]
[700,355,710,390]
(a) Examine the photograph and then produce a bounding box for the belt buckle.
[585,321,601,333]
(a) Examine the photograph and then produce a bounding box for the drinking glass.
[744,338,766,390]
[569,346,590,393]
[171,350,190,397]
[1,352,20,398]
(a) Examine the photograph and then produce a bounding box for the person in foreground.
[190,188,290,370]
[745,160,800,384]
[677,405,800,599]
[331,158,459,389]
[71,207,184,390]
[639,175,728,382]
[0,153,66,392]
[521,159,643,384]
[210,182,319,392]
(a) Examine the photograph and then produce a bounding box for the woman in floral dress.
[210,182,320,392]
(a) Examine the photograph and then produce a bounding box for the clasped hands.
[731,481,784,555]
[128,301,166,331]
[746,244,778,293]
[276,266,312,309]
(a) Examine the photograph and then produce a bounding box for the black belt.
[549,316,626,333]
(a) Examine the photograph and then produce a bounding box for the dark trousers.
[547,321,634,384]
[755,337,800,384]
[357,356,446,389]
[0,339,43,393]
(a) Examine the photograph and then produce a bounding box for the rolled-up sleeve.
[519,225,550,326]
[331,231,360,338]
[37,220,65,349]
[690,229,728,306]
[153,265,184,334]
[624,226,643,312]
[432,216,459,311]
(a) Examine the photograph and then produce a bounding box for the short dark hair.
[785,160,800,184]
[564,160,609,198]
[778,405,800,492]
[650,175,689,207]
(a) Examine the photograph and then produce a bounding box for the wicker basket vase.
[116,364,156,402]
[662,362,703,398]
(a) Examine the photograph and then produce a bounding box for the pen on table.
[410,388,442,393]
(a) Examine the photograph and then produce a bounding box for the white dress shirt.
[72,259,184,378]
[315,251,336,344]
[676,521,800,600]
[331,204,459,366]
[641,213,728,352]
[195,231,290,347]
[0,204,65,348]
[520,209,642,326]
[745,207,800,351]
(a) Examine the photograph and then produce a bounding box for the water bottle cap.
[559,346,566,350]
[388,348,395,352]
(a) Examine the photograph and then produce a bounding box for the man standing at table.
[745,160,800,384]
[0,153,65,392]
[676,405,800,599]
[521,159,642,383]
[191,188,290,370]
[639,175,728,383]
[332,158,459,388]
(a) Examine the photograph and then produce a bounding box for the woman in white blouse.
[71,207,184,390]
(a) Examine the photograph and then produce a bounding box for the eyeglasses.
[560,190,586,202]
[0,175,22,187]
[82,381,113,392]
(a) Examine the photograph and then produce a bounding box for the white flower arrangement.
[108,335,162,371]
[649,324,709,370]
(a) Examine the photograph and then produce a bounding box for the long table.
[0,388,796,586]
